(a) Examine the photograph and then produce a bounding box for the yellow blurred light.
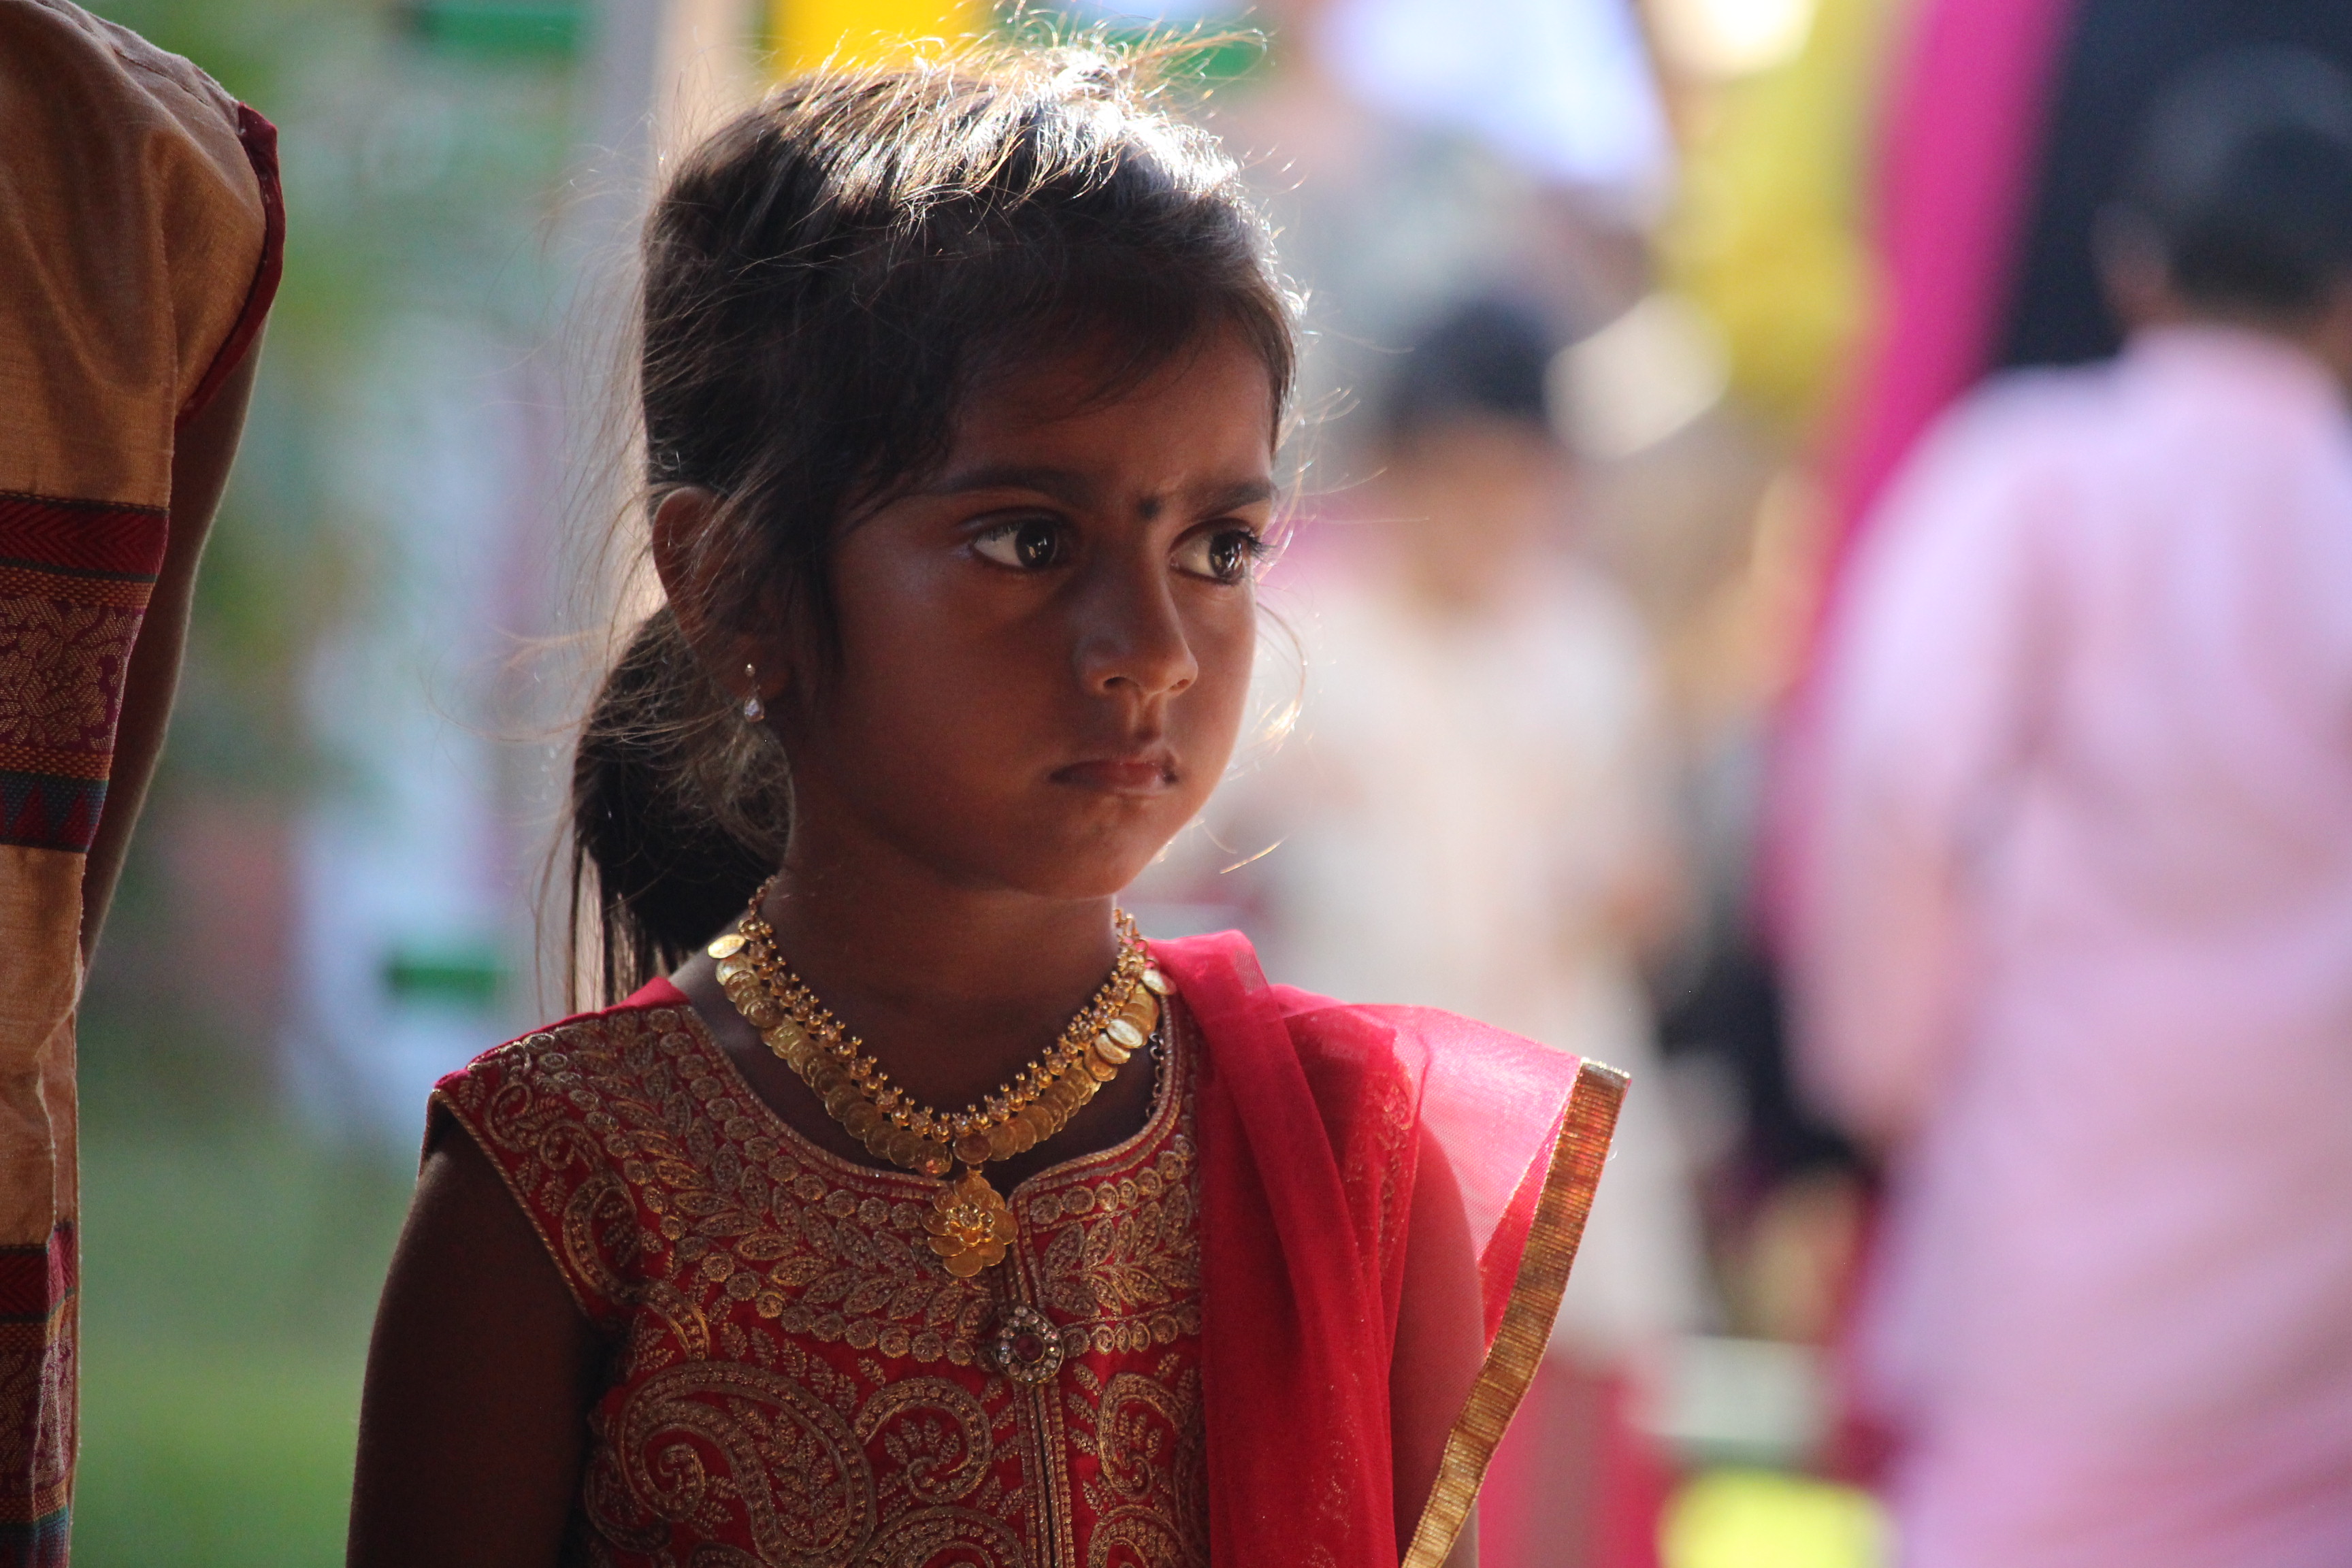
[1654,0,1819,79]
[1661,1468,1889,1568]
[1654,0,1891,432]
[769,0,986,73]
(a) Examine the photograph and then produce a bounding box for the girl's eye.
[973,518,1067,571]
[1174,525,1264,586]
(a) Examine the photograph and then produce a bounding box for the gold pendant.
[990,1303,1066,1385]
[925,1165,1017,1277]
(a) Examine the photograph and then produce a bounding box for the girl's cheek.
[1191,622,1256,729]
[1207,602,1258,678]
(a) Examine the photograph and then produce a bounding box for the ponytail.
[567,606,788,1006]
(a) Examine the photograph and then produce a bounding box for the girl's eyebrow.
[1197,477,1276,514]
[924,464,1097,506]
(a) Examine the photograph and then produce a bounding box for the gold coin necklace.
[708,884,1172,1278]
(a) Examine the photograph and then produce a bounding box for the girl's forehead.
[913,342,1277,517]
[955,333,1279,455]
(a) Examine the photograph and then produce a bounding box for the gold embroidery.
[0,1312,74,1524]
[1399,1060,1627,1568]
[438,999,1208,1568]
[1027,1147,1200,1343]
[855,1377,994,1505]
[614,1360,877,1556]
[1075,1360,1209,1568]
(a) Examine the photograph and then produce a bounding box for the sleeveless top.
[431,987,1207,1568]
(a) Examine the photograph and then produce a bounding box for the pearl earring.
[742,664,764,723]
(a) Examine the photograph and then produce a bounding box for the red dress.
[434,981,1214,1567]
[433,933,1624,1568]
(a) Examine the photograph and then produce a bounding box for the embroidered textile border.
[0,1512,69,1568]
[0,1225,78,1556]
[1399,1059,1629,1568]
[0,496,169,854]
[0,497,169,581]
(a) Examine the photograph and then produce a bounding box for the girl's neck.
[662,819,1160,1195]
[750,823,1126,1107]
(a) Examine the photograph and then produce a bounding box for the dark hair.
[2113,45,2352,316]
[1377,295,1559,448]
[567,41,1296,1006]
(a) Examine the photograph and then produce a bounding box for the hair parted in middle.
[569,38,1300,1004]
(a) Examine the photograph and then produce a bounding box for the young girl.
[346,44,1624,1568]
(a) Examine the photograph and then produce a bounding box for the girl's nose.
[1075,561,1198,700]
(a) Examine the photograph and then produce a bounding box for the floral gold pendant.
[926,1165,1017,1277]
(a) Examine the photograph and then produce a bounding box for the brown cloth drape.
[0,2,282,1556]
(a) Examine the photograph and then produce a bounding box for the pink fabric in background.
[1763,0,2076,945]
[1826,0,2075,555]
[1792,329,2352,1567]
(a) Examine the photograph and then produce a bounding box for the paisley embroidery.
[438,996,1207,1568]
[615,1360,877,1557]
[855,1377,994,1505]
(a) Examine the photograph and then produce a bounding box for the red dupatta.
[1159,931,1627,1568]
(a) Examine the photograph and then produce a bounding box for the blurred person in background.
[1754,0,2352,1456]
[1198,0,1668,494]
[1799,0,2352,640]
[1200,297,1710,1568]
[0,0,280,1550]
[1792,48,2352,1567]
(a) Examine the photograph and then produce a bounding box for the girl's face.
[769,331,1276,901]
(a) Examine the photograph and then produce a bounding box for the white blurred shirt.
[1795,326,2352,1567]
[1069,0,1671,213]
[1317,0,1671,217]
[1210,549,1707,1357]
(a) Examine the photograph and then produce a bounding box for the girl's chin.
[979,836,1177,905]
[862,786,1198,900]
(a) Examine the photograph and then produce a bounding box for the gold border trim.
[1399,1058,1629,1568]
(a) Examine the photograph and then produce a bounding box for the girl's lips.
[1051,755,1178,794]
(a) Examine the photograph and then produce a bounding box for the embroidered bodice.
[433,990,1206,1568]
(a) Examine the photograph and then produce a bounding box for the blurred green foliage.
[1009,14,1268,84]
[86,0,578,804]
[66,0,587,1556]
[399,0,585,57]
[74,1122,414,1567]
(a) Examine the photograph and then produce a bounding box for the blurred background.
[63,0,2352,1563]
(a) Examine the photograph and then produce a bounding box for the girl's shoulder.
[426,981,719,1326]
[1154,932,1599,1228]
[434,980,700,1128]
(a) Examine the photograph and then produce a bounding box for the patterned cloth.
[0,3,281,1556]
[432,987,1219,1565]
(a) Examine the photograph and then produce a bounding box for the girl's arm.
[347,1131,602,1567]
[1389,1132,1485,1568]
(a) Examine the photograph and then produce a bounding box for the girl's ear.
[651,485,790,710]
